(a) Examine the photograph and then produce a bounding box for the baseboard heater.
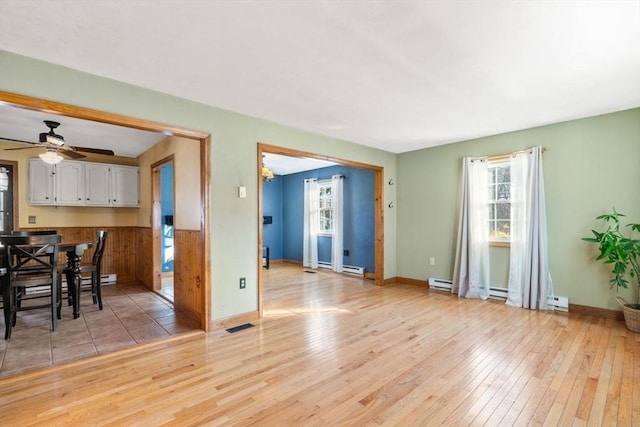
[428,277,568,312]
[26,274,117,295]
[317,262,364,276]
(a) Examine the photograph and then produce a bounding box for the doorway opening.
[0,161,17,234]
[153,157,175,302]
[0,90,212,331]
[257,143,384,317]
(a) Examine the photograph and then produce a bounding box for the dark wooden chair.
[63,230,107,310]
[0,234,61,339]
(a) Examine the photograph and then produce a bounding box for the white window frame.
[487,160,511,245]
[317,180,334,236]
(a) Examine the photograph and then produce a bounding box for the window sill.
[489,240,511,248]
[317,232,334,237]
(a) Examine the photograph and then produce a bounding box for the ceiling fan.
[1,120,115,161]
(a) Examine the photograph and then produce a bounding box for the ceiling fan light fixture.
[39,120,65,146]
[262,156,274,181]
[39,149,63,165]
[43,133,65,146]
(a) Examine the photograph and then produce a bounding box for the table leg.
[66,251,82,319]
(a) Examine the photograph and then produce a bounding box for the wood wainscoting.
[135,227,203,325]
[25,227,140,284]
[173,229,204,323]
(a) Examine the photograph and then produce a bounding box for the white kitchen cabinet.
[85,163,111,205]
[55,161,85,205]
[28,159,139,207]
[28,159,55,205]
[110,165,140,207]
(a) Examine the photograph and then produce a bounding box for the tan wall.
[136,135,201,231]
[0,140,139,228]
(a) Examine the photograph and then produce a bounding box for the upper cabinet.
[56,161,85,205]
[85,163,111,206]
[110,165,140,207]
[28,159,54,205]
[29,159,139,207]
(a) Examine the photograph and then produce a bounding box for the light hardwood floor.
[0,263,637,426]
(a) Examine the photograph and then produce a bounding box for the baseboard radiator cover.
[27,274,117,295]
[428,277,568,312]
[317,262,364,276]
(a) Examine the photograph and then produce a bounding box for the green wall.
[397,108,640,310]
[0,50,397,320]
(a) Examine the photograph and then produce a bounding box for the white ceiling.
[263,153,337,176]
[0,104,166,157]
[0,1,638,154]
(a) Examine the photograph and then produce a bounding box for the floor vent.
[226,323,254,333]
[304,270,317,274]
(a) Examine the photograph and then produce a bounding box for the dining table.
[0,236,93,336]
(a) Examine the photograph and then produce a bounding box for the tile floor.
[0,282,200,378]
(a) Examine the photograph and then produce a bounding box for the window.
[318,181,333,234]
[488,161,510,241]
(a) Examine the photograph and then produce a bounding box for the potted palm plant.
[582,209,640,332]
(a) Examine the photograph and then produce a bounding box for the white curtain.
[452,158,490,299]
[507,146,554,309]
[331,174,344,273]
[303,179,319,269]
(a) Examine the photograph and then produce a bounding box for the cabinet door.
[28,159,55,205]
[55,161,85,205]
[85,163,111,206]
[111,165,139,207]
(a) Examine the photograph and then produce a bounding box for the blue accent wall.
[280,165,375,273]
[262,174,283,260]
[160,164,174,272]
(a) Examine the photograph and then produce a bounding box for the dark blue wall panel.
[262,175,283,260]
[281,165,375,273]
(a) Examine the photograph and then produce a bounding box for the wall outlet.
[239,277,246,289]
[343,249,349,256]
[28,215,36,224]
[429,257,435,266]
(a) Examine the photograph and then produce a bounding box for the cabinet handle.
[78,198,81,200]
[87,198,90,201]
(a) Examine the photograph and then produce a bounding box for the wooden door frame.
[257,143,384,316]
[0,160,19,234]
[0,90,212,331]
[151,156,175,293]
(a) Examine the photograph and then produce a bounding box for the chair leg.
[91,272,98,305]
[56,281,63,320]
[96,275,103,310]
[51,278,57,332]
[3,280,12,340]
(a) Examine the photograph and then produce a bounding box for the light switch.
[238,186,247,198]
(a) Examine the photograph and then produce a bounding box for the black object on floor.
[304,270,317,274]
[226,323,255,333]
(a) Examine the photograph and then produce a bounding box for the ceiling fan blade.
[69,146,115,156]
[60,149,86,159]
[3,146,42,151]
[0,137,40,145]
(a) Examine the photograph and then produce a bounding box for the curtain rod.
[470,146,550,162]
